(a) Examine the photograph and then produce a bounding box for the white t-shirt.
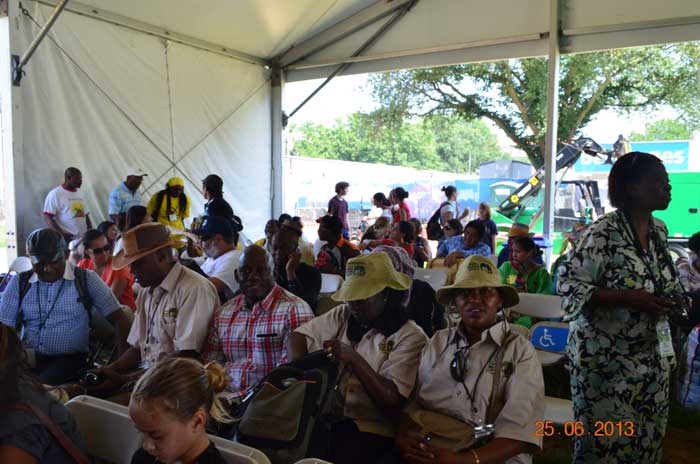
[200,248,242,294]
[440,201,456,224]
[43,185,90,238]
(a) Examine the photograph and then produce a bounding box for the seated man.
[437,219,491,267]
[280,218,315,265]
[86,223,218,396]
[0,229,130,385]
[204,245,314,404]
[315,215,360,276]
[193,215,242,302]
[272,228,322,312]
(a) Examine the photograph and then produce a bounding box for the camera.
[82,370,103,386]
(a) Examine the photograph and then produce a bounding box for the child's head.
[129,358,230,463]
[510,236,540,265]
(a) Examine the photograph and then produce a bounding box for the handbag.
[405,331,518,451]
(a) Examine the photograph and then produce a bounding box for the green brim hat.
[332,252,411,302]
[436,255,519,307]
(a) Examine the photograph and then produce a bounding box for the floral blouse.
[556,211,682,358]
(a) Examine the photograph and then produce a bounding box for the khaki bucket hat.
[113,223,177,270]
[436,255,519,307]
[332,252,411,302]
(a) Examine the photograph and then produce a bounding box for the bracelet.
[470,448,480,464]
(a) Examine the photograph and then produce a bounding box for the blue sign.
[530,324,569,353]
[574,141,690,173]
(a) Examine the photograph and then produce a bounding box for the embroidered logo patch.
[467,262,493,274]
[379,340,396,354]
[348,265,366,277]
[166,307,179,319]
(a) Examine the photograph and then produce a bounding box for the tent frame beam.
[542,0,560,266]
[33,0,268,66]
[277,0,416,68]
[12,0,68,85]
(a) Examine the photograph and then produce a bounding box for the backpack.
[16,267,94,332]
[426,202,450,241]
[235,350,341,464]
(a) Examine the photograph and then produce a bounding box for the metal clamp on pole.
[12,0,70,86]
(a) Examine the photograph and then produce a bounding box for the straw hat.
[332,252,411,302]
[507,222,532,238]
[113,223,177,270]
[436,255,519,307]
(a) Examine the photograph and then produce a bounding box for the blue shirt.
[438,236,491,258]
[108,182,142,216]
[0,265,120,355]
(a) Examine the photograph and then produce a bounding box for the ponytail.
[131,357,233,424]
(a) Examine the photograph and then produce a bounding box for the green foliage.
[288,113,508,173]
[629,119,695,141]
[369,42,700,168]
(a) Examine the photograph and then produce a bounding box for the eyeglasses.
[90,245,112,254]
[450,348,469,382]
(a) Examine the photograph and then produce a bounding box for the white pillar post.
[543,0,560,265]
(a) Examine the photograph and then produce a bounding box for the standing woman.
[390,187,411,222]
[439,185,469,226]
[372,192,394,222]
[477,202,498,253]
[557,152,685,463]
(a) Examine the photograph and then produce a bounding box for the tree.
[629,119,695,141]
[369,42,700,168]
[288,113,508,173]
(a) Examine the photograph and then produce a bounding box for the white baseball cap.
[127,166,148,177]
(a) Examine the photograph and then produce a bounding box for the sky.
[283,73,677,156]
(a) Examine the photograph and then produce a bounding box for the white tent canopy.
[2,0,699,256]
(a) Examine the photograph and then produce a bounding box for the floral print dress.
[556,211,682,463]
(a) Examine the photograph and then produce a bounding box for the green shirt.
[499,261,553,294]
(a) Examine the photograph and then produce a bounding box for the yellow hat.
[167,176,185,188]
[436,255,519,307]
[332,252,411,302]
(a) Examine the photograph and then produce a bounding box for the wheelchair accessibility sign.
[530,323,569,353]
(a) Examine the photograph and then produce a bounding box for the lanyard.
[145,288,166,345]
[36,279,66,333]
[620,212,667,295]
[455,337,501,413]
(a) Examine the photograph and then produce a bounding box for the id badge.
[169,214,178,222]
[656,319,676,369]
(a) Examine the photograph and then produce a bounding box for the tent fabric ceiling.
[14,2,272,240]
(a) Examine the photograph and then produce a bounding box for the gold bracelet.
[470,448,480,464]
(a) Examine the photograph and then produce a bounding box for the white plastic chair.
[507,294,573,425]
[66,395,271,464]
[320,273,343,294]
[65,395,142,464]
[413,267,448,291]
[510,293,563,319]
[9,256,32,273]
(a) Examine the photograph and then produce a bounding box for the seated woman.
[499,236,552,295]
[129,357,232,464]
[359,220,415,257]
[254,219,280,255]
[78,229,136,311]
[291,252,428,464]
[443,218,463,240]
[97,221,119,248]
[677,231,700,293]
[360,217,391,249]
[395,255,544,464]
[437,220,491,267]
[0,325,87,464]
[409,218,432,268]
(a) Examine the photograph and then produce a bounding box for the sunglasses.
[90,245,112,254]
[450,348,469,382]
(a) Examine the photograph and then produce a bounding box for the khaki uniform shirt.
[295,304,428,437]
[415,322,544,464]
[127,262,218,367]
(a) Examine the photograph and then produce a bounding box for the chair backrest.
[489,255,498,265]
[9,256,32,273]
[66,395,271,464]
[413,268,448,291]
[509,293,563,319]
[529,321,569,366]
[65,395,142,464]
[320,273,343,294]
